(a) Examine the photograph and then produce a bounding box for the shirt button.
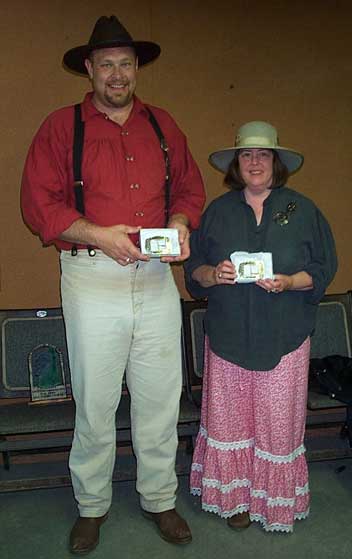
[121,130,129,136]
[125,155,134,161]
[135,211,144,217]
[130,184,140,190]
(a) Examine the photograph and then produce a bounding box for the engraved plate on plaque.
[140,228,181,257]
[230,251,274,283]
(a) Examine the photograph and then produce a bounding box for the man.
[21,15,205,555]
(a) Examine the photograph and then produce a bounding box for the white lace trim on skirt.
[255,444,306,464]
[198,425,255,451]
[251,483,309,505]
[191,482,309,501]
[198,425,305,462]
[195,500,310,526]
[202,477,251,493]
[295,482,309,496]
[250,509,310,533]
[202,503,249,518]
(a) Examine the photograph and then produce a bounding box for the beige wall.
[0,0,351,308]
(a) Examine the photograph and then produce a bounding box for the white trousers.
[60,251,182,517]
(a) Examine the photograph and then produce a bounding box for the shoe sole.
[141,510,192,544]
[70,542,99,556]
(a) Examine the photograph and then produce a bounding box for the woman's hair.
[224,150,289,190]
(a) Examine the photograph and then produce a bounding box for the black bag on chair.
[309,355,352,402]
[309,355,352,446]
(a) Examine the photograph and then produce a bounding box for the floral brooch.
[273,201,297,226]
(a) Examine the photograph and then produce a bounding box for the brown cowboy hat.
[63,15,161,75]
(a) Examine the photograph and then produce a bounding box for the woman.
[185,121,337,533]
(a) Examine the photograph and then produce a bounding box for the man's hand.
[95,224,150,265]
[160,214,190,263]
[60,219,149,266]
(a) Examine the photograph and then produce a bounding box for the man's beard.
[104,85,134,109]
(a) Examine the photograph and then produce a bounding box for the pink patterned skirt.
[190,337,311,533]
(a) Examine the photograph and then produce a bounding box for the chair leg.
[2,451,10,470]
[185,436,194,455]
[347,405,352,448]
[0,436,11,470]
[340,406,352,448]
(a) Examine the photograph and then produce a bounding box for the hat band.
[235,135,278,149]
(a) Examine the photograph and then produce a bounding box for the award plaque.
[230,251,274,283]
[140,228,181,257]
[28,343,68,404]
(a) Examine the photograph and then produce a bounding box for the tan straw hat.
[209,121,304,174]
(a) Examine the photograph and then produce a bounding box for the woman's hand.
[256,272,313,293]
[256,275,292,293]
[192,260,236,287]
[214,260,237,285]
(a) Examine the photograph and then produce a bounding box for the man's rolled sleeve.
[21,115,82,244]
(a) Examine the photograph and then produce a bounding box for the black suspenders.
[72,104,85,216]
[71,104,171,256]
[145,107,171,225]
[71,105,96,256]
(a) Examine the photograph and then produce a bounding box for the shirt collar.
[80,92,149,122]
[239,187,281,207]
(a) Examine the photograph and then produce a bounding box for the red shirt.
[21,93,205,251]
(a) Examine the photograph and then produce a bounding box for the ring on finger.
[125,257,131,263]
[218,272,222,278]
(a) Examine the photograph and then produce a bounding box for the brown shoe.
[69,513,109,555]
[227,511,251,531]
[142,509,192,544]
